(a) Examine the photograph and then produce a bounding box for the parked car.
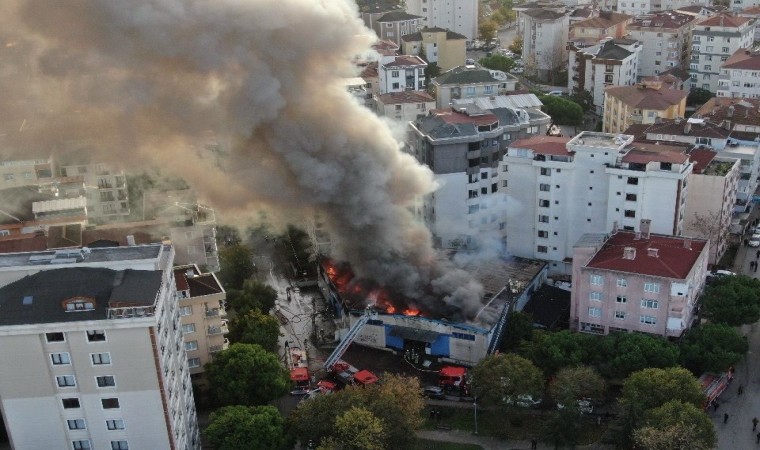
[465,58,475,65]
[510,67,524,74]
[557,399,593,414]
[423,386,446,400]
[505,394,542,408]
[750,237,760,248]
[546,90,566,96]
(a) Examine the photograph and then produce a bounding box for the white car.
[750,237,760,248]
[510,67,524,74]
[557,399,593,414]
[505,394,542,408]
[546,90,566,96]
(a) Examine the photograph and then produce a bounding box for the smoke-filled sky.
[0,0,484,317]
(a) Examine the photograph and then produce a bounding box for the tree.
[227,308,282,352]
[215,225,241,248]
[227,279,278,314]
[701,275,760,326]
[508,36,523,55]
[478,20,497,42]
[688,211,728,263]
[218,244,255,290]
[206,343,290,406]
[679,323,748,374]
[424,62,441,84]
[539,95,584,126]
[549,366,605,406]
[523,330,591,374]
[203,405,287,450]
[478,54,517,73]
[570,89,594,113]
[633,400,716,450]
[687,88,715,107]
[317,407,386,450]
[594,332,680,380]
[542,409,583,448]
[471,354,544,408]
[499,311,534,352]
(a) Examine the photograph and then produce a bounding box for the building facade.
[0,244,200,450]
[376,91,436,122]
[571,228,709,337]
[567,11,633,49]
[0,156,55,190]
[430,65,519,108]
[405,0,479,41]
[401,27,467,72]
[690,13,755,92]
[522,9,570,82]
[371,11,423,47]
[717,48,760,98]
[617,0,695,17]
[627,11,696,78]
[59,163,130,221]
[378,55,427,94]
[603,81,688,134]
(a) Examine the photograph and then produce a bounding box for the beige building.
[0,156,55,190]
[401,27,467,72]
[603,80,688,133]
[59,162,130,221]
[571,227,709,337]
[0,244,200,450]
[568,11,633,48]
[430,65,519,108]
[175,265,228,388]
[376,91,436,122]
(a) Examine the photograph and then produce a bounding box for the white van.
[547,90,566,96]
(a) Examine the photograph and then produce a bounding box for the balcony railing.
[207,324,229,336]
[209,339,230,354]
[205,308,227,319]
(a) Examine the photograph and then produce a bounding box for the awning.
[388,325,440,343]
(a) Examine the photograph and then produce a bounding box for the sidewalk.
[416,429,614,450]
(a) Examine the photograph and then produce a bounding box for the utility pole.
[473,397,478,435]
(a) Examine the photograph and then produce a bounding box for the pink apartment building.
[571,221,709,337]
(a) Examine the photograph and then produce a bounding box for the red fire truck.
[699,371,732,410]
[439,366,469,395]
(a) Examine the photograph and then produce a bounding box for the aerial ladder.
[323,309,372,370]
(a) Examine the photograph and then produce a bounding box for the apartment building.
[59,163,130,221]
[359,62,380,106]
[378,55,427,94]
[175,265,227,388]
[522,9,570,82]
[567,11,633,48]
[571,227,708,337]
[0,156,55,190]
[500,132,693,272]
[617,0,694,17]
[676,5,723,20]
[429,65,519,108]
[717,48,760,98]
[401,27,467,72]
[690,13,755,92]
[407,99,551,248]
[603,80,688,133]
[0,244,200,450]
[640,67,692,90]
[515,1,567,33]
[405,0,478,41]
[376,91,436,121]
[684,149,740,264]
[371,11,423,47]
[569,39,642,115]
[627,11,697,78]
[738,6,760,40]
[731,0,760,12]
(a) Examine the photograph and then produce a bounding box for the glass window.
[588,307,602,317]
[589,292,601,301]
[590,275,603,285]
[617,278,627,287]
[91,353,111,365]
[46,332,65,343]
[641,299,659,309]
[96,376,117,388]
[179,306,193,316]
[72,441,91,450]
[86,330,106,342]
[62,398,80,409]
[188,357,201,368]
[644,282,660,293]
[614,311,626,320]
[101,398,120,409]
[106,419,126,431]
[67,419,86,430]
[111,441,129,450]
[56,375,76,388]
[185,341,199,351]
[182,323,196,334]
[51,352,71,365]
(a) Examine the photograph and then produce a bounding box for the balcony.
[205,308,227,319]
[207,323,229,336]
[209,339,230,354]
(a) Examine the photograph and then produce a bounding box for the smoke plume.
[0,0,484,316]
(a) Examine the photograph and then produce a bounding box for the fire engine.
[286,344,311,394]
[699,370,732,410]
[322,312,379,387]
[439,366,469,395]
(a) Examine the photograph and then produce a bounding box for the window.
[538,199,550,207]
[722,47,729,53]
[538,215,549,223]
[617,278,627,287]
[51,352,71,365]
[590,275,603,285]
[644,282,660,293]
[67,419,86,430]
[86,330,106,342]
[627,177,639,185]
[72,441,91,450]
[96,376,116,388]
[106,419,125,431]
[625,193,637,201]
[185,340,199,351]
[188,357,202,368]
[64,298,95,312]
[640,315,657,325]
[540,167,551,176]
[101,398,120,409]
[539,183,550,191]
[179,305,193,316]
[616,295,627,304]
[588,307,602,317]
[91,353,111,365]
[3,173,13,181]
[391,70,399,77]
[62,398,81,409]
[182,323,196,334]
[624,210,636,218]
[641,299,659,309]
[46,332,65,343]
[111,441,129,450]
[589,292,601,301]
[56,375,76,388]
[537,245,548,253]
[614,311,626,320]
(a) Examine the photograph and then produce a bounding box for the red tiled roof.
[697,12,751,27]
[571,12,632,29]
[585,231,707,279]
[377,91,435,104]
[0,234,48,254]
[174,269,191,292]
[722,48,760,70]
[383,55,426,67]
[360,62,379,78]
[431,109,498,126]
[629,11,695,29]
[695,97,760,128]
[741,6,760,14]
[621,149,688,164]
[689,148,718,174]
[605,84,688,110]
[509,136,572,156]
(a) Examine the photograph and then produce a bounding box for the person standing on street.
[531,438,537,450]
[753,417,758,431]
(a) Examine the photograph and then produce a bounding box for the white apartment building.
[522,9,570,82]
[690,13,755,92]
[378,55,427,94]
[0,156,55,190]
[617,0,695,17]
[376,91,436,122]
[430,65,519,108]
[732,0,760,12]
[372,11,424,47]
[405,0,478,41]
[627,11,697,78]
[717,48,760,98]
[0,244,200,450]
[408,99,551,249]
[569,39,641,115]
[60,163,130,221]
[500,132,693,273]
[738,6,760,40]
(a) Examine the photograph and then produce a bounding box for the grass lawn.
[410,439,483,450]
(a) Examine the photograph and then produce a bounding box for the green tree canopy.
[227,279,278,314]
[227,308,282,352]
[317,407,386,450]
[687,88,715,107]
[499,311,534,352]
[478,20,497,41]
[218,244,255,290]
[636,400,716,450]
[679,323,748,374]
[569,89,594,113]
[479,54,516,73]
[549,366,605,406]
[701,275,760,326]
[522,330,591,374]
[203,405,287,450]
[508,36,523,55]
[633,423,714,450]
[206,343,290,406]
[471,353,544,407]
[538,95,584,126]
[215,225,242,248]
[594,332,680,380]
[542,409,583,448]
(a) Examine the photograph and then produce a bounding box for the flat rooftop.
[0,244,164,269]
[568,132,634,149]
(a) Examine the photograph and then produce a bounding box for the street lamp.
[473,396,478,435]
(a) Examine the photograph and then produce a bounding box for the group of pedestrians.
[751,250,760,272]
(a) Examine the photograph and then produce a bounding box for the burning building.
[318,256,548,366]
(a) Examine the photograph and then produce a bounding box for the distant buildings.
[521,9,570,82]
[626,11,696,78]
[376,91,436,121]
[429,65,519,109]
[717,48,760,98]
[616,0,694,17]
[368,11,423,47]
[603,80,688,133]
[567,11,633,49]
[401,27,467,72]
[405,0,478,41]
[378,55,427,94]
[571,228,708,337]
[690,13,755,92]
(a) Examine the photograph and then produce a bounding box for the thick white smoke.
[0,0,485,316]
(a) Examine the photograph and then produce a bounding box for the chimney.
[684,122,691,134]
[623,247,636,259]
[612,220,619,233]
[684,239,692,250]
[640,219,651,239]
[647,248,659,258]
[728,105,734,117]
[126,235,136,246]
